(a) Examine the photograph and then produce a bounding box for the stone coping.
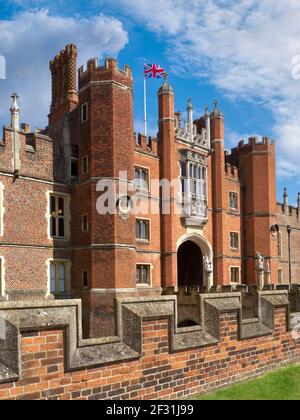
[0,290,294,384]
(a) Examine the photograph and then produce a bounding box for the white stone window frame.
[47,259,71,296]
[136,264,152,288]
[46,191,71,241]
[135,218,151,243]
[229,266,241,285]
[134,166,150,193]
[230,231,240,251]
[229,191,239,211]
[179,160,208,218]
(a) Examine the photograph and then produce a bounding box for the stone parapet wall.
[0,292,299,400]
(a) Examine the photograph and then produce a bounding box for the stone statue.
[203,257,213,274]
[256,252,264,272]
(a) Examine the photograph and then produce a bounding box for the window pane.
[58,264,65,292]
[71,160,79,177]
[141,222,148,240]
[136,267,141,284]
[134,169,140,189]
[50,264,56,293]
[50,196,56,214]
[180,162,186,177]
[142,267,149,284]
[181,179,185,194]
[58,218,65,237]
[141,170,148,190]
[193,166,197,179]
[83,271,88,288]
[136,221,140,239]
[58,197,64,216]
[50,217,56,237]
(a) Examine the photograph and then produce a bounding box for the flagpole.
[144,77,147,137]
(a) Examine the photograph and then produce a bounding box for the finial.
[187,98,193,110]
[158,73,174,95]
[211,98,224,119]
[10,93,20,112]
[10,93,20,131]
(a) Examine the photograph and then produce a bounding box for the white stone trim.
[46,258,72,296]
[136,263,153,288]
[176,232,213,289]
[229,265,241,285]
[46,191,71,241]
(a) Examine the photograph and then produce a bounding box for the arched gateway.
[177,234,213,291]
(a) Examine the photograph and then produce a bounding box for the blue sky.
[0,0,299,204]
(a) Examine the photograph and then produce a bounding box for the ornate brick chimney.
[49,44,78,125]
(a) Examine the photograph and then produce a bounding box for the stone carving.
[176,127,209,149]
[203,257,213,274]
[256,252,264,272]
[179,149,207,165]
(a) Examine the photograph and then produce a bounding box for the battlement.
[0,124,54,179]
[134,132,158,156]
[78,57,133,90]
[225,163,239,179]
[0,291,298,401]
[231,136,275,155]
[277,201,300,219]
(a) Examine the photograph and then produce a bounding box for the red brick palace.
[0,44,297,337]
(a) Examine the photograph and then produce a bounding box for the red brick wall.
[0,306,299,400]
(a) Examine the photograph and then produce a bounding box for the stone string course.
[0,291,299,400]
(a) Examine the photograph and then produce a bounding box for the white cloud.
[99,0,300,180]
[0,9,128,128]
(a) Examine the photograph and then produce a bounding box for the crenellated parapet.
[0,291,296,390]
[231,136,275,158]
[225,163,239,179]
[134,132,158,157]
[78,58,133,91]
[0,124,54,178]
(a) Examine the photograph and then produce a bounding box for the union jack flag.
[144,64,166,79]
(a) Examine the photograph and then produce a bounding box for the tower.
[158,76,178,290]
[233,137,277,285]
[210,100,226,284]
[72,57,136,337]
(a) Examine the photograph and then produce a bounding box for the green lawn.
[197,364,300,400]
